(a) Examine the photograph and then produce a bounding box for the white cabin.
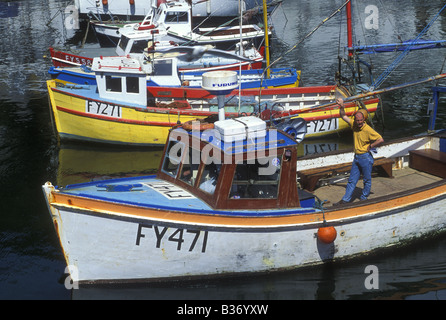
[92,55,151,106]
[91,55,182,106]
[116,1,191,56]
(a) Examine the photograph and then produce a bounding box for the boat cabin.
[116,1,191,56]
[154,1,191,37]
[157,116,316,210]
[91,55,181,106]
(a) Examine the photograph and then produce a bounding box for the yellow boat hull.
[47,80,379,146]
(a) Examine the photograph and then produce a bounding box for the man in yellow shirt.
[335,98,384,204]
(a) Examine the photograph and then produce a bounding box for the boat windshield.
[161,140,185,178]
[178,146,200,186]
[153,6,163,23]
[198,158,221,195]
[229,156,281,199]
[165,11,188,24]
[130,40,150,53]
[153,59,173,76]
[118,35,129,51]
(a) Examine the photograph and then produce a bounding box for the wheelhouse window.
[130,40,150,53]
[126,77,139,93]
[198,159,221,195]
[118,35,129,51]
[105,75,122,92]
[179,146,200,186]
[154,59,173,76]
[229,156,281,199]
[161,140,185,177]
[165,11,188,23]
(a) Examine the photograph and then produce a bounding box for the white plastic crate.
[214,116,266,142]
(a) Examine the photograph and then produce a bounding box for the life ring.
[182,120,214,131]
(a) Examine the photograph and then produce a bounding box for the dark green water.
[1,0,446,300]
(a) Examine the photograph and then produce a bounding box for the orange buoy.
[129,0,135,5]
[317,226,337,244]
[102,0,108,6]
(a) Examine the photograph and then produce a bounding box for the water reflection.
[56,143,163,186]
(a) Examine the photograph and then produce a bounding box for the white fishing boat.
[105,0,270,51]
[76,0,281,21]
[42,72,446,283]
[49,42,264,71]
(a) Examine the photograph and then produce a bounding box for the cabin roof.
[164,1,189,11]
[92,55,152,74]
[172,126,298,155]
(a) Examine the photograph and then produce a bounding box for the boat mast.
[239,0,243,111]
[346,0,353,57]
[263,0,270,78]
[345,0,358,87]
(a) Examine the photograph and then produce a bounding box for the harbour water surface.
[1,0,446,300]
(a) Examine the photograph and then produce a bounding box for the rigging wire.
[257,0,351,112]
[263,0,351,74]
[370,3,446,90]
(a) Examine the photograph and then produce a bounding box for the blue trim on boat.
[62,174,157,189]
[49,66,298,89]
[58,175,318,217]
[182,128,298,155]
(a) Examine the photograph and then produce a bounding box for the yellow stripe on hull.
[48,81,204,145]
[291,103,378,138]
[47,80,377,146]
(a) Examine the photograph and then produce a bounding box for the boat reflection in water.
[56,143,163,187]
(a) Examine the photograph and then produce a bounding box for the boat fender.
[317,226,337,244]
[182,121,214,131]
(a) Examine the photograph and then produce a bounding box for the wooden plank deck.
[311,167,443,206]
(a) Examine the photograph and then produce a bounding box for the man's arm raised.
[336,98,351,124]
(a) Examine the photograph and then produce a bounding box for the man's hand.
[336,98,350,124]
[368,137,385,152]
[336,98,344,108]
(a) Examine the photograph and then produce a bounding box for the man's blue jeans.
[342,152,374,202]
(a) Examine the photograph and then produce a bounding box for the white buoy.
[202,71,238,121]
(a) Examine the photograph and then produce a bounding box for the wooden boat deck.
[311,166,444,206]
